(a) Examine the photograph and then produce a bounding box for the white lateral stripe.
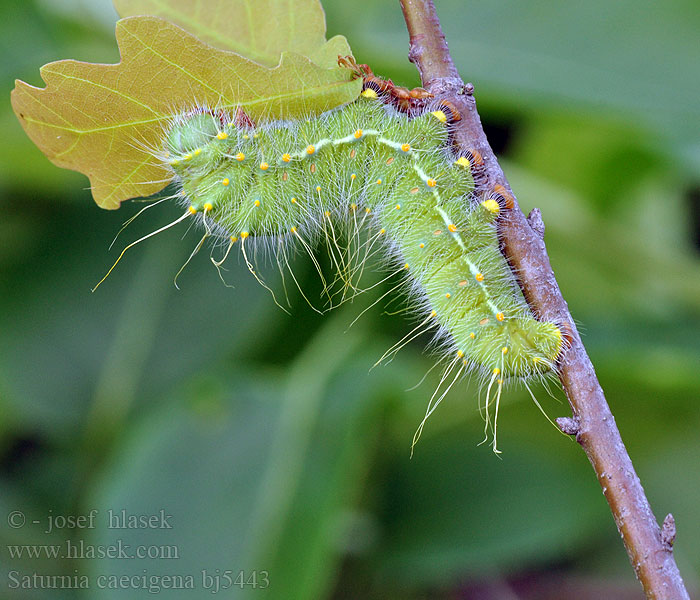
[264,125,505,319]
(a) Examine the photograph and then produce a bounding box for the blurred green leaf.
[373,431,604,589]
[84,313,394,598]
[505,161,700,319]
[0,200,276,437]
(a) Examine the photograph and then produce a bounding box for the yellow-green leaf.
[11,16,361,209]
[113,0,351,68]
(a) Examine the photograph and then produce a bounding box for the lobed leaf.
[11,16,361,209]
[113,0,352,68]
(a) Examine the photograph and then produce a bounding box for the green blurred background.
[1,1,699,598]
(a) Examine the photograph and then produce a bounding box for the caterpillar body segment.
[164,98,562,383]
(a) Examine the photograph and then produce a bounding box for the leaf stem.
[398,1,690,598]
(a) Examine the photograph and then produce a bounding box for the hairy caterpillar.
[100,92,564,453]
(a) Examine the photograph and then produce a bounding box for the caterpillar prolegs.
[105,96,564,452]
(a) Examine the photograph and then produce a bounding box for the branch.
[398,1,690,598]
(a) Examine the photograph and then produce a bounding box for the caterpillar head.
[167,112,219,155]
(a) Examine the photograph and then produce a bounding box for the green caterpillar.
[102,94,563,452]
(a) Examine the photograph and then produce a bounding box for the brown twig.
[398,1,690,598]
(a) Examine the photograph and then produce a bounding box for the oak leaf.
[113,0,350,68]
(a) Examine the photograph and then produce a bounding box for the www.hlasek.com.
[7,569,270,593]
[8,539,179,560]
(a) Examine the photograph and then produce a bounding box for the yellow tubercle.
[376,179,382,185]
[482,199,500,214]
[401,143,411,152]
[496,312,505,322]
[290,226,297,233]
[455,156,470,168]
[260,162,269,170]
[457,350,464,358]
[184,153,192,161]
[502,347,508,355]
[493,368,501,376]
[235,152,245,161]
[216,131,228,140]
[395,204,400,210]
[240,231,249,239]
[404,263,410,269]
[552,327,564,358]
[430,310,437,317]
[431,110,447,123]
[445,293,451,299]
[379,228,386,234]
[475,273,484,282]
[354,129,363,139]
[426,178,437,188]
[222,178,230,186]
[194,148,202,156]
[350,173,357,180]
[448,224,457,232]
[316,186,322,192]
[306,145,315,155]
[419,243,425,248]
[203,202,213,212]
[188,206,197,215]
[282,153,291,162]
[254,200,261,207]
[361,88,378,99]
[291,197,298,204]
[469,332,476,339]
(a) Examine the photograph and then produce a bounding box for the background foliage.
[1,0,699,598]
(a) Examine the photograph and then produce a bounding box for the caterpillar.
[99,92,564,453]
